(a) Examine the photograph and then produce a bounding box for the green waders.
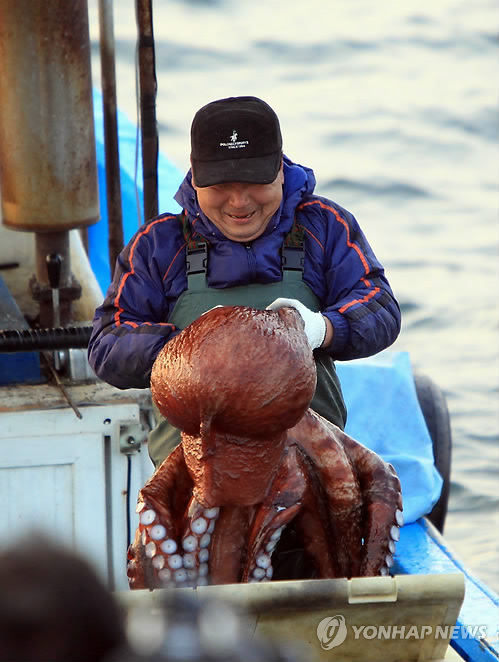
[148,269,347,467]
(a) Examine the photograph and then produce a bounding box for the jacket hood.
[173,155,316,238]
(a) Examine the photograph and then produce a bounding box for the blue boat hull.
[396,519,499,661]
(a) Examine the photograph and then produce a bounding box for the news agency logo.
[316,615,348,650]
[316,615,488,649]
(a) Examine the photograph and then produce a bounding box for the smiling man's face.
[193,163,284,243]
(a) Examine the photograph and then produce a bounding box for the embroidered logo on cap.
[220,130,249,150]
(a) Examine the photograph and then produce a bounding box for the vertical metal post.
[104,434,115,591]
[98,0,124,276]
[135,0,159,222]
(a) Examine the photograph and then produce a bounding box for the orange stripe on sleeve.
[298,200,381,315]
[123,320,174,328]
[163,243,187,282]
[113,215,177,326]
[296,223,325,252]
[298,200,370,274]
[339,286,380,313]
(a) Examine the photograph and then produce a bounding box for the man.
[88,96,401,466]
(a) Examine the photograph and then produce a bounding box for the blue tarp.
[90,88,183,294]
[91,89,442,524]
[337,352,443,524]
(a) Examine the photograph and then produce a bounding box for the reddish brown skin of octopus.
[127,304,403,588]
[127,411,403,586]
[150,305,316,438]
[127,444,192,590]
[181,429,288,507]
[151,305,316,508]
[209,505,254,584]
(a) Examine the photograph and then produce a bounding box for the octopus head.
[151,305,317,438]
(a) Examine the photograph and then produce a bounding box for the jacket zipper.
[245,244,257,279]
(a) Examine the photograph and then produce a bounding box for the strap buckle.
[186,244,208,275]
[281,246,304,271]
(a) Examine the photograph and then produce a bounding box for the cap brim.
[192,151,281,188]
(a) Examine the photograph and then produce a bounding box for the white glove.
[200,305,223,317]
[267,297,327,349]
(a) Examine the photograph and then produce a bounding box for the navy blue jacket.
[88,157,401,389]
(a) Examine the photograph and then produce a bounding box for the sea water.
[88,0,498,591]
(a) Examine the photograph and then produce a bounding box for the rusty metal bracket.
[119,421,147,455]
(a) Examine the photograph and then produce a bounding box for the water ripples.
[323,177,432,200]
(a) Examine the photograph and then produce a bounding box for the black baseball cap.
[190,96,283,188]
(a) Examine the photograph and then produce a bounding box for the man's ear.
[278,156,284,182]
[190,160,197,188]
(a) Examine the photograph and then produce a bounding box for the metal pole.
[98,0,124,276]
[135,0,159,222]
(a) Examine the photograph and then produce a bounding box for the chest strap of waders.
[178,211,209,275]
[178,211,305,275]
[281,219,305,271]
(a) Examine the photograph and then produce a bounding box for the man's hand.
[267,298,327,349]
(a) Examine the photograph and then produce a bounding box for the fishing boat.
[0,3,497,661]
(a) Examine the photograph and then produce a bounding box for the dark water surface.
[88,0,498,591]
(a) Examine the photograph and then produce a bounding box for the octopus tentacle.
[243,446,306,583]
[129,493,221,588]
[291,449,342,578]
[127,444,196,588]
[137,444,192,529]
[379,507,404,576]
[290,410,365,577]
[127,501,180,588]
[329,424,403,576]
[178,498,219,586]
[209,505,254,584]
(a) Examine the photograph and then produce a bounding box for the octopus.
[127,305,403,589]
